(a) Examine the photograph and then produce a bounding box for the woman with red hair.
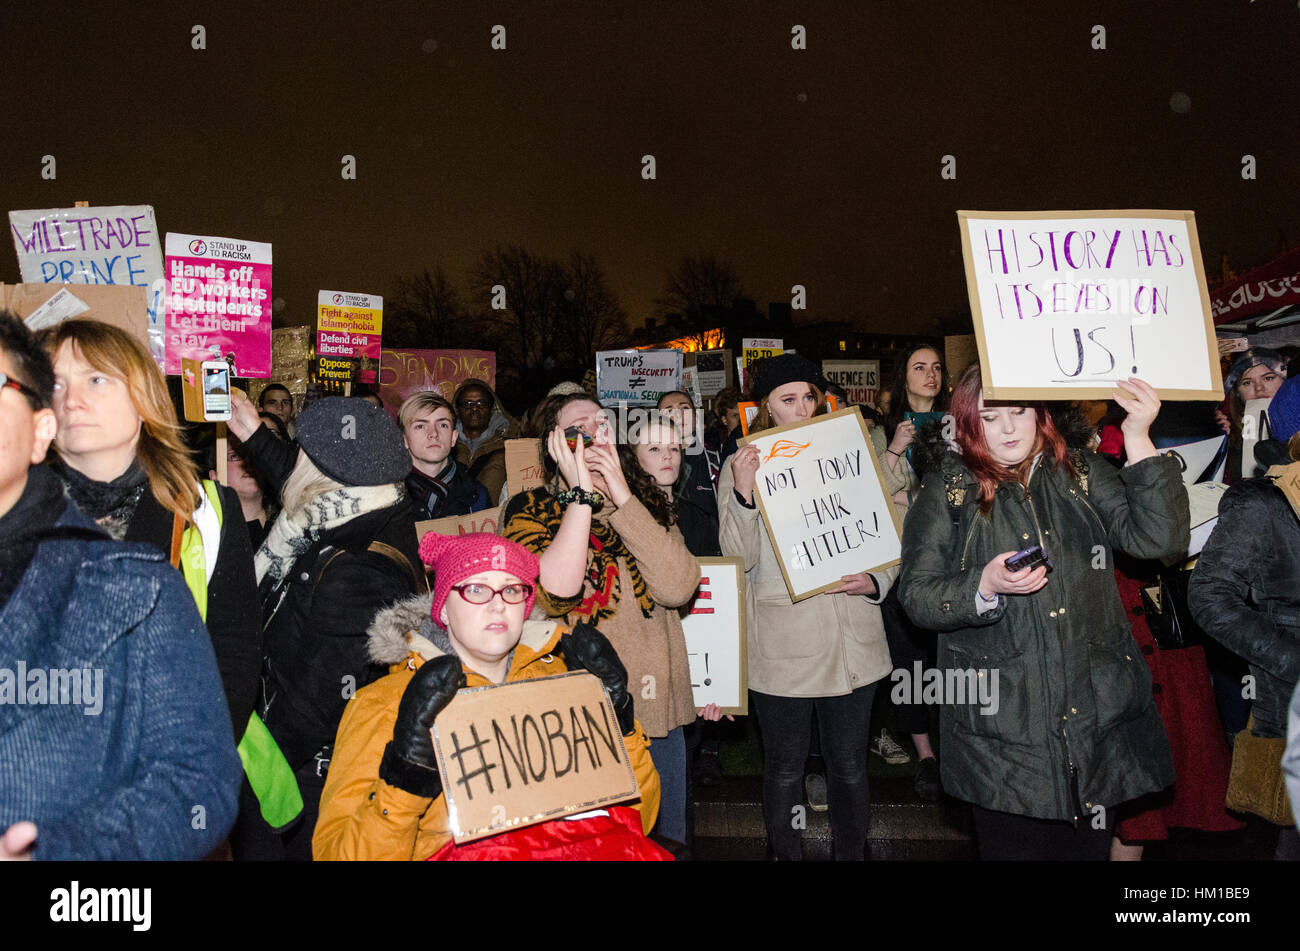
[899,364,1190,860]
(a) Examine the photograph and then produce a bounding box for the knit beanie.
[751,353,825,405]
[1224,347,1285,394]
[419,532,540,623]
[294,396,410,486]
[1267,376,1300,445]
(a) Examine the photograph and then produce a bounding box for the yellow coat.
[313,595,660,860]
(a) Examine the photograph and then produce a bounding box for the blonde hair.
[43,319,200,521]
[281,451,344,516]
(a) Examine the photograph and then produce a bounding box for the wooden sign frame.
[682,556,748,716]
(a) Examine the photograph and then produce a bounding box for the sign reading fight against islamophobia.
[595,349,683,406]
[957,210,1224,401]
[164,232,273,377]
[680,558,748,715]
[9,205,167,368]
[316,290,383,384]
[741,407,903,601]
[432,671,640,844]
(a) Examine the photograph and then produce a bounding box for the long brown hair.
[619,410,681,528]
[43,319,201,521]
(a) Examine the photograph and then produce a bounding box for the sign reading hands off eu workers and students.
[958,210,1224,401]
[596,349,683,406]
[431,670,640,844]
[741,407,902,601]
[9,205,166,367]
[317,290,383,384]
[164,233,273,377]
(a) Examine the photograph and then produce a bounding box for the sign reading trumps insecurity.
[958,210,1224,401]
[740,407,902,601]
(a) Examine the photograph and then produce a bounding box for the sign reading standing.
[378,348,497,415]
[317,291,383,384]
[596,349,683,406]
[741,407,902,601]
[957,210,1224,400]
[680,558,748,715]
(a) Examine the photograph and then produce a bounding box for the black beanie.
[294,397,410,486]
[751,353,825,405]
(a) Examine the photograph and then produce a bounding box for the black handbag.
[1139,570,1206,650]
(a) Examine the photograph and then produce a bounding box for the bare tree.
[385,267,475,349]
[656,253,748,350]
[470,245,567,374]
[558,251,628,367]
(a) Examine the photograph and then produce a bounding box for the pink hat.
[418,532,540,623]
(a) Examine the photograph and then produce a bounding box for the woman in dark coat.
[899,364,1189,860]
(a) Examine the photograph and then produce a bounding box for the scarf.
[406,459,457,520]
[255,482,403,591]
[52,458,149,540]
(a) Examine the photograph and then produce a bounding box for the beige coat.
[869,426,916,524]
[718,456,895,698]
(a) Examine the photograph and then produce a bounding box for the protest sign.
[432,670,640,844]
[248,326,311,406]
[740,407,902,601]
[1185,481,1229,558]
[957,210,1224,400]
[742,337,783,368]
[379,348,496,415]
[317,291,383,384]
[310,355,359,395]
[1267,464,1300,521]
[596,349,683,406]
[504,439,545,496]
[2,283,148,347]
[821,360,880,407]
[9,206,166,367]
[164,233,272,377]
[681,365,701,406]
[414,505,504,543]
[1164,434,1229,486]
[737,401,759,436]
[945,334,979,384]
[1241,397,1272,479]
[681,557,747,715]
[690,348,732,397]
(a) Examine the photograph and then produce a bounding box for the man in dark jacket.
[0,311,240,859]
[398,391,489,520]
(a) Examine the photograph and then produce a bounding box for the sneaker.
[804,773,829,812]
[914,756,942,802]
[870,728,911,765]
[694,747,724,787]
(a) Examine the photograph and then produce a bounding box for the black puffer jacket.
[1188,471,1300,738]
[900,426,1189,821]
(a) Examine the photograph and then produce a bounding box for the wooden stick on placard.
[215,423,228,485]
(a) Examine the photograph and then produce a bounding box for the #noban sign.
[741,408,903,601]
[431,671,640,844]
[958,210,1224,401]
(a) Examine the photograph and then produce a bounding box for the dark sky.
[2,0,1296,339]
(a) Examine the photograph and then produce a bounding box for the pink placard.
[378,348,497,415]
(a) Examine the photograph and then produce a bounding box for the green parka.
[899,448,1189,822]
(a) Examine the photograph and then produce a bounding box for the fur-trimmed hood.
[365,591,561,669]
[909,405,1097,483]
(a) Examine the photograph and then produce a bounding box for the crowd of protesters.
[2,306,1299,862]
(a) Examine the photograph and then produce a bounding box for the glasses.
[450,582,534,605]
[457,398,491,408]
[0,372,41,407]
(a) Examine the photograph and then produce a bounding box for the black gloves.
[559,621,635,736]
[378,654,465,798]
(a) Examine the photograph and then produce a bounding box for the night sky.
[2,0,1296,339]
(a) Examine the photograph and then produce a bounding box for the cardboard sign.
[249,325,311,406]
[681,557,747,715]
[957,210,1224,400]
[317,290,383,384]
[596,349,683,406]
[689,348,732,398]
[414,505,505,542]
[164,232,273,377]
[945,333,980,385]
[379,348,496,415]
[740,407,903,601]
[2,283,148,348]
[1267,464,1300,521]
[431,670,640,844]
[504,438,546,496]
[742,337,783,368]
[821,360,880,407]
[9,205,166,367]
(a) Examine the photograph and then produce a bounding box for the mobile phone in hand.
[1005,545,1051,573]
[564,426,593,451]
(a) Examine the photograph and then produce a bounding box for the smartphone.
[564,426,594,451]
[1005,545,1052,574]
[201,361,232,421]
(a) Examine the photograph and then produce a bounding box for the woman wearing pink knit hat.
[313,532,663,860]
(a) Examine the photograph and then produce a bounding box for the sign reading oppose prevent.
[431,671,640,844]
[958,210,1223,401]
[741,407,902,601]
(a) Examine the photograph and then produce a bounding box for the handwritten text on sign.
[431,671,640,844]
[681,558,747,714]
[743,408,902,601]
[822,360,880,407]
[379,348,496,415]
[958,210,1220,400]
[596,349,683,406]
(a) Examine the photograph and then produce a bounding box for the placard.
[595,349,683,406]
[504,439,545,496]
[378,348,496,415]
[742,337,783,368]
[164,232,273,377]
[317,290,383,384]
[1267,464,1300,521]
[957,210,1224,400]
[431,671,640,844]
[9,205,166,367]
[680,365,701,407]
[1163,434,1229,486]
[2,283,148,348]
[740,407,903,601]
[1241,397,1272,479]
[690,348,732,397]
[310,355,359,395]
[681,557,747,715]
[821,360,880,407]
[248,325,312,405]
[414,505,504,542]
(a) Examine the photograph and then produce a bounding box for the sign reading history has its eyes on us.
[741,407,902,601]
[957,210,1224,401]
